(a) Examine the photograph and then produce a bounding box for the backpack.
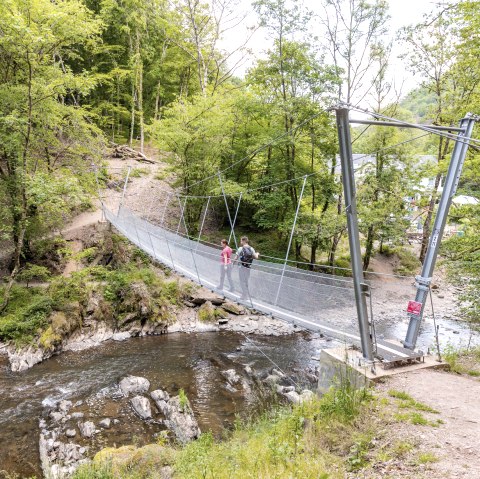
[240,245,254,268]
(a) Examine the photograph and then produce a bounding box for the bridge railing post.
[160,193,172,229]
[274,175,307,306]
[117,166,132,217]
[177,194,203,285]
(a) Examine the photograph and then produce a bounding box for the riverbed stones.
[119,375,150,396]
[189,291,225,306]
[131,396,152,420]
[222,369,241,385]
[58,400,73,413]
[113,331,131,341]
[39,430,88,479]
[78,421,96,438]
[49,411,64,423]
[65,429,76,438]
[222,301,244,315]
[151,389,200,443]
[99,418,111,429]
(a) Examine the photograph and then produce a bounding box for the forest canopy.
[1,0,480,323]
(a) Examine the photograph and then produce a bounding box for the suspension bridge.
[100,106,479,368]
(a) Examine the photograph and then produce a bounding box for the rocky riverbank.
[1,286,300,373]
[39,375,202,478]
[38,359,318,479]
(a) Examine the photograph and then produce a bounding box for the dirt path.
[377,369,480,478]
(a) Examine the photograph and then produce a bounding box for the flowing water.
[0,331,328,478]
[0,318,478,478]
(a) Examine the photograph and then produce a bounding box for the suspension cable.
[346,104,480,149]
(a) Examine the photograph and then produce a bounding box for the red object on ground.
[407,300,422,315]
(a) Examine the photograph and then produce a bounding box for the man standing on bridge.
[235,236,259,301]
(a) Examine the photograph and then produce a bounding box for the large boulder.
[151,389,200,444]
[222,301,244,315]
[119,376,150,396]
[190,291,225,306]
[78,421,96,438]
[131,396,152,420]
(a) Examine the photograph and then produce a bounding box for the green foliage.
[442,206,480,325]
[346,435,372,472]
[443,345,480,376]
[17,264,51,286]
[416,452,439,464]
[393,247,421,275]
[197,301,216,322]
[129,168,149,178]
[388,390,439,414]
[49,275,90,309]
[0,0,104,280]
[393,411,441,427]
[0,288,53,343]
[178,389,189,413]
[319,367,372,423]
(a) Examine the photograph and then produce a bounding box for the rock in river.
[130,395,152,420]
[99,418,111,429]
[151,389,200,444]
[78,421,96,438]
[119,375,150,396]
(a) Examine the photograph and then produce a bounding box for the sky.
[219,0,451,103]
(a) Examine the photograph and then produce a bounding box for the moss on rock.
[198,301,216,322]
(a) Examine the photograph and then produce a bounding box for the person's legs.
[217,264,225,289]
[239,266,248,299]
[244,266,251,297]
[226,264,234,291]
[239,266,251,299]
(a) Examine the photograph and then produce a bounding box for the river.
[0,315,477,478]
[0,331,328,477]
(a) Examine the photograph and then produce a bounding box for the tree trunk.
[129,80,136,147]
[310,239,318,271]
[136,31,144,154]
[329,191,343,269]
[363,225,375,270]
[154,81,162,120]
[295,240,301,262]
[419,172,442,263]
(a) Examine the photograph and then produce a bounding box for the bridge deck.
[104,207,423,366]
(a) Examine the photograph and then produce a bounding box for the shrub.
[319,366,372,422]
[17,264,52,286]
[49,274,89,308]
[0,293,53,343]
[394,247,421,275]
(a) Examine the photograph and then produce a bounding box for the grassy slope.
[0,233,192,349]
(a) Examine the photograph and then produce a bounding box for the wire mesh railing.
[104,206,365,344]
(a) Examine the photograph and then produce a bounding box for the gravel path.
[376,369,480,478]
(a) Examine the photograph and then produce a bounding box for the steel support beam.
[404,113,477,349]
[350,118,465,132]
[335,108,374,362]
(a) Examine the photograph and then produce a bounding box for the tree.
[320,0,389,104]
[400,8,460,263]
[319,0,390,268]
[0,0,103,307]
